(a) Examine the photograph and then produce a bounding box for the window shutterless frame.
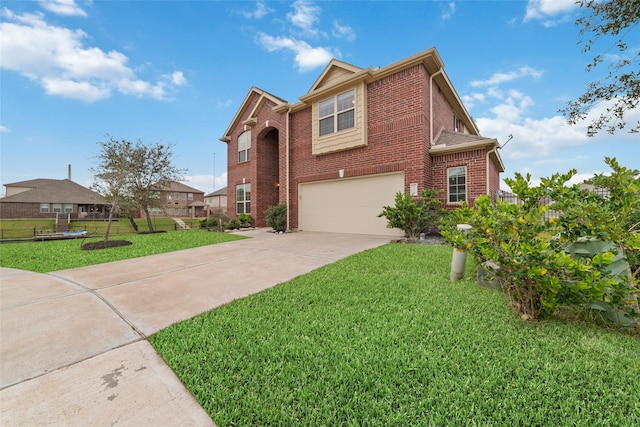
[318,89,355,136]
[238,131,251,163]
[447,166,467,203]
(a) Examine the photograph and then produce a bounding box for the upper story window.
[448,166,466,203]
[454,115,462,132]
[188,193,193,201]
[319,90,355,137]
[238,131,251,163]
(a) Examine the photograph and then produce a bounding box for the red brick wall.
[0,202,56,219]
[431,83,456,138]
[431,148,488,208]
[225,65,500,230]
[287,64,433,229]
[225,94,286,226]
[255,127,280,226]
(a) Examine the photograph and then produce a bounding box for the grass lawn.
[0,217,206,239]
[151,244,640,426]
[0,230,246,272]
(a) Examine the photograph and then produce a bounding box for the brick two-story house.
[220,47,504,236]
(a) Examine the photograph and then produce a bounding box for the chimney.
[68,164,72,181]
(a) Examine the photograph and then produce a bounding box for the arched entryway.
[255,127,280,227]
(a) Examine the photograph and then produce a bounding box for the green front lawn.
[151,244,640,426]
[0,230,246,272]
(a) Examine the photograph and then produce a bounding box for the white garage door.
[298,172,405,236]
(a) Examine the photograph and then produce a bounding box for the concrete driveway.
[0,230,390,425]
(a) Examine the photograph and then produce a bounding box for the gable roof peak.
[307,59,365,94]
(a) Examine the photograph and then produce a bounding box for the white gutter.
[429,68,443,146]
[486,147,496,196]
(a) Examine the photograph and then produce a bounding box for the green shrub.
[226,218,240,230]
[265,204,287,232]
[441,159,638,326]
[200,208,230,232]
[378,189,442,239]
[237,213,253,227]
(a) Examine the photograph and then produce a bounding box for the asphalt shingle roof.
[1,179,106,204]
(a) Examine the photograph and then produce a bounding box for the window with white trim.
[53,203,62,213]
[319,89,355,136]
[448,166,466,203]
[454,115,462,132]
[236,183,251,214]
[238,131,251,163]
[40,203,50,213]
[64,204,73,214]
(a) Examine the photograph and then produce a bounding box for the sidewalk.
[0,230,390,425]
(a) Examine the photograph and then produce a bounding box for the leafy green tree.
[91,137,132,242]
[91,136,185,234]
[378,189,442,240]
[124,139,185,233]
[560,0,640,135]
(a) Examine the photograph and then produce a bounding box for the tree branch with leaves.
[560,0,640,135]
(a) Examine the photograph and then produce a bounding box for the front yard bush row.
[440,157,639,327]
[201,206,286,232]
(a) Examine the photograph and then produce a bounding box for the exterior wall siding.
[431,148,488,208]
[286,64,431,230]
[223,54,502,231]
[226,93,286,226]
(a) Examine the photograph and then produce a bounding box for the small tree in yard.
[378,189,442,240]
[91,137,132,242]
[91,136,186,235]
[127,140,185,233]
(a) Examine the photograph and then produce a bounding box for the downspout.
[486,145,497,199]
[429,68,443,146]
[286,106,292,231]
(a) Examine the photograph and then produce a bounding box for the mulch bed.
[81,240,133,250]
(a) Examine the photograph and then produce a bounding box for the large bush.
[441,157,638,325]
[200,208,230,232]
[265,204,287,232]
[378,189,442,240]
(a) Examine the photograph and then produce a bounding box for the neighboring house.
[0,179,109,220]
[220,47,505,236]
[148,181,205,218]
[204,187,228,214]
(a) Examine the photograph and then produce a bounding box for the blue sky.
[1,0,638,196]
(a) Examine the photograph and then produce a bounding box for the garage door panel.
[299,173,404,236]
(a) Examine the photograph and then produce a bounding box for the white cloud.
[470,66,543,87]
[441,2,456,21]
[181,172,227,195]
[241,1,271,19]
[287,0,321,37]
[524,0,577,26]
[0,9,186,102]
[257,33,334,72]
[38,0,87,17]
[169,71,187,86]
[332,20,356,42]
[217,98,233,109]
[0,125,10,133]
[42,77,110,101]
